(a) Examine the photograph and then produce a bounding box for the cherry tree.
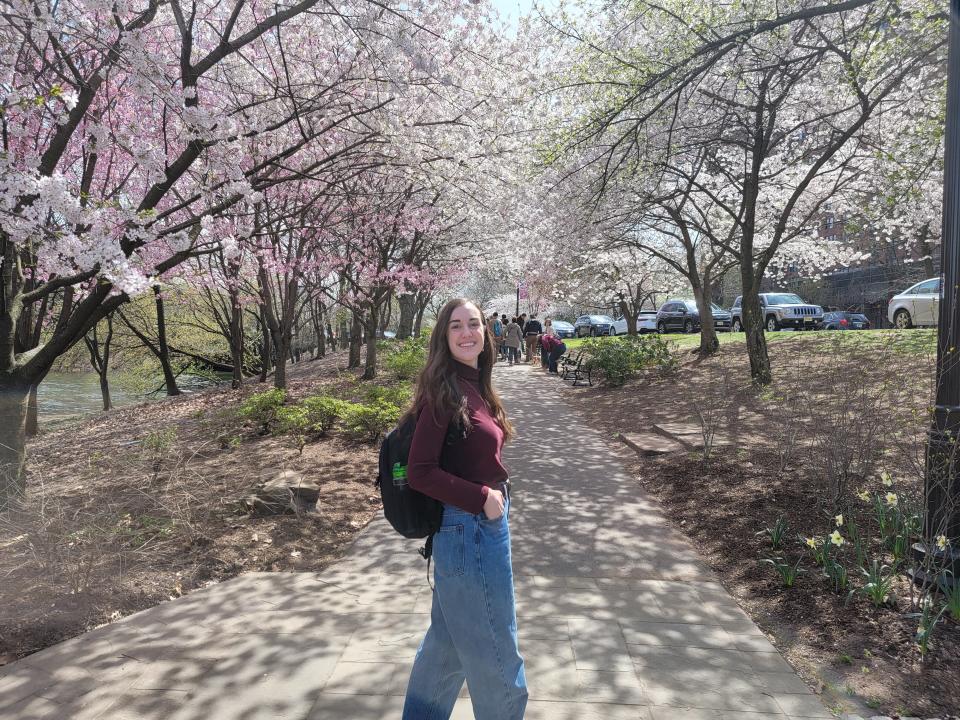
[535,0,945,383]
[0,0,508,508]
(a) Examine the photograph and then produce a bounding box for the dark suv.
[730,293,823,332]
[655,299,732,334]
[574,314,616,337]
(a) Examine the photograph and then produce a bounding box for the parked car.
[730,293,823,332]
[887,277,941,329]
[655,299,733,334]
[611,311,657,335]
[823,311,871,330]
[574,314,616,337]
[550,320,576,339]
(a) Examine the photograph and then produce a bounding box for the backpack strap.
[419,534,435,591]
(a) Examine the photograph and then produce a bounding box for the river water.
[37,372,224,423]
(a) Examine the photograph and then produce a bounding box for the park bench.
[558,350,581,378]
[559,352,593,386]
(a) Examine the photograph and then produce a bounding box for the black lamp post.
[914,0,960,588]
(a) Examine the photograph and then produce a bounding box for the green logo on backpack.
[392,461,407,486]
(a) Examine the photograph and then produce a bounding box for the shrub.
[342,400,403,442]
[274,406,312,453]
[301,396,351,435]
[385,336,429,379]
[579,334,676,387]
[364,383,413,408]
[238,388,287,433]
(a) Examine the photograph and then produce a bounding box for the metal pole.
[914,0,960,587]
[515,285,520,317]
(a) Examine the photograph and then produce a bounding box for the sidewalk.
[0,364,833,720]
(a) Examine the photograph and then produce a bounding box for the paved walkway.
[0,364,833,720]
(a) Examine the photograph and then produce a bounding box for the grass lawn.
[563,328,937,355]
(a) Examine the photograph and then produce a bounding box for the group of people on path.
[486,312,568,374]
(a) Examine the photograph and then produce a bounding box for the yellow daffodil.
[857,490,871,502]
[885,492,898,508]
[835,514,844,527]
[937,535,949,551]
[805,537,818,549]
[881,472,893,487]
[829,530,844,546]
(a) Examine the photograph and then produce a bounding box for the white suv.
[888,277,941,328]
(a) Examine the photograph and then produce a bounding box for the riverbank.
[2,350,382,664]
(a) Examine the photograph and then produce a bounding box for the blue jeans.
[402,495,527,720]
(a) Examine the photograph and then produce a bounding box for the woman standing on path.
[402,298,528,720]
[503,316,523,365]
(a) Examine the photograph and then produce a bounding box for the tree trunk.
[0,380,30,510]
[618,299,637,335]
[154,286,181,396]
[693,275,719,355]
[379,294,392,337]
[258,306,271,383]
[363,307,379,380]
[315,317,326,359]
[917,223,936,278]
[274,329,290,389]
[25,384,40,437]
[229,289,244,390]
[349,312,363,369]
[740,274,771,385]
[413,293,430,338]
[85,315,115,410]
[397,293,416,339]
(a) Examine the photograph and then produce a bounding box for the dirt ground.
[556,332,960,717]
[0,350,383,665]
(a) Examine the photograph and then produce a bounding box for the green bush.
[274,405,310,453]
[385,336,429,379]
[579,335,677,387]
[364,383,413,408]
[342,400,403,443]
[274,405,309,435]
[238,388,287,433]
[301,396,350,435]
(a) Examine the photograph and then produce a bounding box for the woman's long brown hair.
[406,298,514,442]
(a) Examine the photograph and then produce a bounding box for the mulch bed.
[554,334,960,717]
[1,351,384,665]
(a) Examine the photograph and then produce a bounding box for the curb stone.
[841,715,958,720]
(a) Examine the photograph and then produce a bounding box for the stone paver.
[617,431,684,456]
[1,364,838,720]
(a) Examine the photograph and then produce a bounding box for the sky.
[488,0,556,30]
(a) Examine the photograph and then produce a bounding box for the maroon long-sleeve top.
[407,361,508,513]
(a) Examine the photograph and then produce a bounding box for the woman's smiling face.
[447,303,485,367]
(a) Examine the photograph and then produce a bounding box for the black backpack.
[375,411,463,559]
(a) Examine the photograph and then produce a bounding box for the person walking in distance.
[503,317,523,365]
[517,313,527,360]
[500,314,510,360]
[489,312,504,364]
[522,314,542,365]
[402,298,527,720]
